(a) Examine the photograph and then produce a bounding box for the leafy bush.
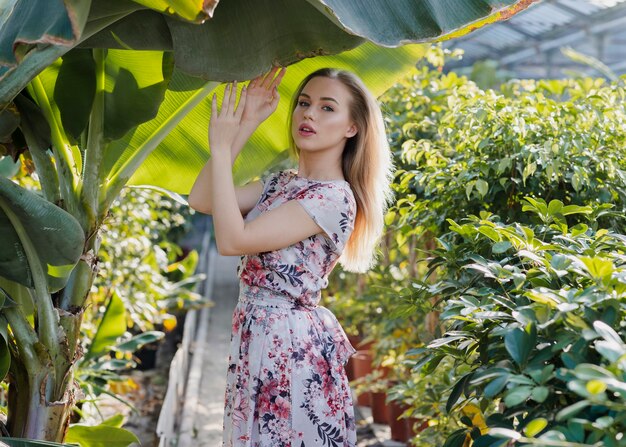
[90,186,204,333]
[423,200,626,446]
[384,55,626,235]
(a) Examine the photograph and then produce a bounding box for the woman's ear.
[346,124,358,138]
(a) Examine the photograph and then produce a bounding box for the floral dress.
[222,169,358,447]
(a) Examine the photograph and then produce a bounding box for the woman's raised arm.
[187,120,261,215]
[188,67,286,216]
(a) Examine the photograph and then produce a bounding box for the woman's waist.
[238,282,320,310]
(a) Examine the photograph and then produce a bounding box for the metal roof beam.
[550,0,589,19]
[501,9,626,66]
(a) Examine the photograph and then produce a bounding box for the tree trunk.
[424,232,441,336]
[7,367,75,441]
[6,235,97,441]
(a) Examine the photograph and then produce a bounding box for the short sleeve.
[258,170,276,189]
[295,184,356,252]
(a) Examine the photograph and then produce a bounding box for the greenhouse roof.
[443,0,626,78]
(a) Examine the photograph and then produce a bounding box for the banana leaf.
[0,0,538,104]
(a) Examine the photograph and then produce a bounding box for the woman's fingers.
[261,67,281,89]
[211,92,217,121]
[215,81,248,118]
[269,67,286,92]
[221,83,231,116]
[229,80,238,114]
[236,85,247,119]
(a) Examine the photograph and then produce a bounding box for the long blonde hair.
[287,68,395,273]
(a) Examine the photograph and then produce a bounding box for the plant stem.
[3,309,40,374]
[0,197,59,370]
[82,48,106,230]
[27,77,78,210]
[15,102,61,204]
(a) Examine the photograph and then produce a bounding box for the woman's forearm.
[210,148,246,255]
[188,120,258,213]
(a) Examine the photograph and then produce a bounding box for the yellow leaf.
[586,380,607,395]
[108,378,139,395]
[163,315,178,332]
[524,418,548,437]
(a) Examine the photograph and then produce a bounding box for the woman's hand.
[240,66,286,126]
[209,81,247,155]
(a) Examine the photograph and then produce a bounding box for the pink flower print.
[313,356,329,377]
[232,391,250,429]
[322,371,335,399]
[271,395,291,419]
[240,257,266,286]
[260,378,280,398]
[258,391,272,415]
[232,308,245,334]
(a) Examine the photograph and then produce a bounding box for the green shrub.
[423,200,626,446]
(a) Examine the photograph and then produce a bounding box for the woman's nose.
[304,109,314,120]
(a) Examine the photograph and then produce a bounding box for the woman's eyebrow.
[299,92,339,104]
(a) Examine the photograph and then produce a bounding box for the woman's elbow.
[188,195,212,215]
[216,241,238,256]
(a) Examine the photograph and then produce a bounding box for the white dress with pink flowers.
[222,169,358,447]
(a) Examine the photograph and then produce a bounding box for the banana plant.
[0,0,537,442]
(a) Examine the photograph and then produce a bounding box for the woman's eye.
[298,101,309,107]
[323,106,334,112]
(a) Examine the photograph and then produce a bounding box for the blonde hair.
[287,68,395,273]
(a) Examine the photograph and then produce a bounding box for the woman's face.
[291,76,357,154]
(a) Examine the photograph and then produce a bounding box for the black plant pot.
[134,342,160,371]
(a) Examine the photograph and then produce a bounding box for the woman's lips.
[298,123,316,136]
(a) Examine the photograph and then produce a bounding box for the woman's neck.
[297,153,344,181]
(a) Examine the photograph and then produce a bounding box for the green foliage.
[0,175,84,291]
[65,418,139,447]
[425,203,626,445]
[383,58,626,236]
[91,186,205,333]
[75,186,204,414]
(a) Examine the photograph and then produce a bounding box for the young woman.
[189,66,394,446]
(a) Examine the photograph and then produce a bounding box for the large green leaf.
[109,42,428,194]
[65,424,139,447]
[53,50,96,140]
[307,0,539,46]
[0,177,84,292]
[130,0,218,23]
[38,49,174,141]
[84,290,126,361]
[0,0,536,104]
[0,0,90,76]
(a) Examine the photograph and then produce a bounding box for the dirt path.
[187,252,240,445]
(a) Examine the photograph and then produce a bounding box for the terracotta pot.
[356,339,374,351]
[347,333,361,347]
[370,391,389,424]
[347,333,374,351]
[344,357,355,381]
[386,400,409,442]
[351,350,372,406]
